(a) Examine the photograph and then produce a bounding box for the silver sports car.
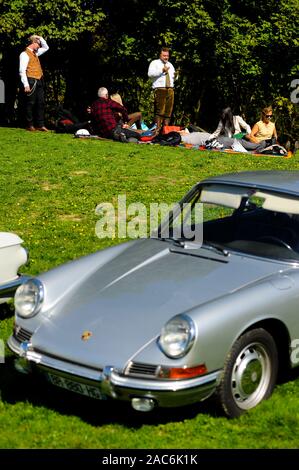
[8,171,299,417]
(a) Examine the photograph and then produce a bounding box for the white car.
[0,233,28,303]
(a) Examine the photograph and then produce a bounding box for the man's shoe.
[36,126,49,132]
[26,126,36,131]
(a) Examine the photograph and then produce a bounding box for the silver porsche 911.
[8,171,299,418]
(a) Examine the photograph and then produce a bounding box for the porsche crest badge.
[81,331,92,341]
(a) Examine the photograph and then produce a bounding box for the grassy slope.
[1,127,299,448]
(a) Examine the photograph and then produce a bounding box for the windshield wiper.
[202,241,229,257]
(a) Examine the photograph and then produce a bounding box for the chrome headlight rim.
[14,278,44,318]
[158,313,196,359]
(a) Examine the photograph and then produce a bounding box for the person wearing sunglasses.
[248,106,277,145]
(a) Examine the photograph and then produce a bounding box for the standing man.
[19,35,49,131]
[148,47,176,131]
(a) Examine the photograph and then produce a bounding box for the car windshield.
[157,184,299,262]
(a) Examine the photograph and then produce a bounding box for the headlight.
[14,279,44,318]
[158,314,196,358]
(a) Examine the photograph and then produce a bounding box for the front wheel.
[216,328,278,418]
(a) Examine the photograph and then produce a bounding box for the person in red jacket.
[90,87,140,142]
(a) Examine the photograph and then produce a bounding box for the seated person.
[90,87,141,141]
[111,93,143,130]
[247,106,277,145]
[204,106,257,151]
[207,106,279,153]
[210,107,251,139]
[55,105,91,134]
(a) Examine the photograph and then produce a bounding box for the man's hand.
[24,86,31,93]
[163,65,169,73]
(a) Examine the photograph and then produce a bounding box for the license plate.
[47,373,105,400]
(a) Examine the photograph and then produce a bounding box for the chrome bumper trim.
[8,334,221,407]
[109,368,220,392]
[8,335,103,382]
[0,275,30,298]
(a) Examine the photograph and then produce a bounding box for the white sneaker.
[213,141,224,149]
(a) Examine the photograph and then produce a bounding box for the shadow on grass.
[0,303,14,321]
[0,355,219,428]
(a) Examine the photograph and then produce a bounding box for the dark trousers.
[24,77,45,127]
[111,123,141,141]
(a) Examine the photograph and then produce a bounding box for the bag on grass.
[162,125,181,135]
[152,131,181,146]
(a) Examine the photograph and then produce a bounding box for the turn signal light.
[158,364,207,380]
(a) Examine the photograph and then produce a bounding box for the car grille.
[125,361,159,378]
[14,326,33,343]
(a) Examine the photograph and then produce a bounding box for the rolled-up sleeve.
[37,37,49,56]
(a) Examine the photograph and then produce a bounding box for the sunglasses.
[264,114,272,118]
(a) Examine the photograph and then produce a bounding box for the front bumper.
[7,334,221,409]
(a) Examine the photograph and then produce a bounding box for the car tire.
[216,328,278,418]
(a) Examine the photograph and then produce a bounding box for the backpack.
[152,131,181,146]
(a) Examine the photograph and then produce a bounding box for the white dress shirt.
[210,115,251,138]
[148,59,176,89]
[19,37,49,88]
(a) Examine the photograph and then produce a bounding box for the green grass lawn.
[1,127,299,448]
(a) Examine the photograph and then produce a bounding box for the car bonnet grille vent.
[14,326,33,343]
[125,361,158,378]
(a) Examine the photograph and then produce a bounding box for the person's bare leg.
[128,112,142,129]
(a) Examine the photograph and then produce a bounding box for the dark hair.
[161,47,170,53]
[220,107,235,136]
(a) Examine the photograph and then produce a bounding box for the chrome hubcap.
[231,342,271,410]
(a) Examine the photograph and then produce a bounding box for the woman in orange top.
[248,106,278,144]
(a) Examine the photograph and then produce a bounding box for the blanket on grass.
[74,134,293,158]
[180,143,293,158]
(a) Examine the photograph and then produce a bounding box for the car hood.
[32,239,284,370]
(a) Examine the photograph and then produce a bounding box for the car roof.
[201,171,299,197]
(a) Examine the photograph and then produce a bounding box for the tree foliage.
[0,0,105,42]
[0,0,298,142]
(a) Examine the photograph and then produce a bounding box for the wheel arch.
[241,319,291,378]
